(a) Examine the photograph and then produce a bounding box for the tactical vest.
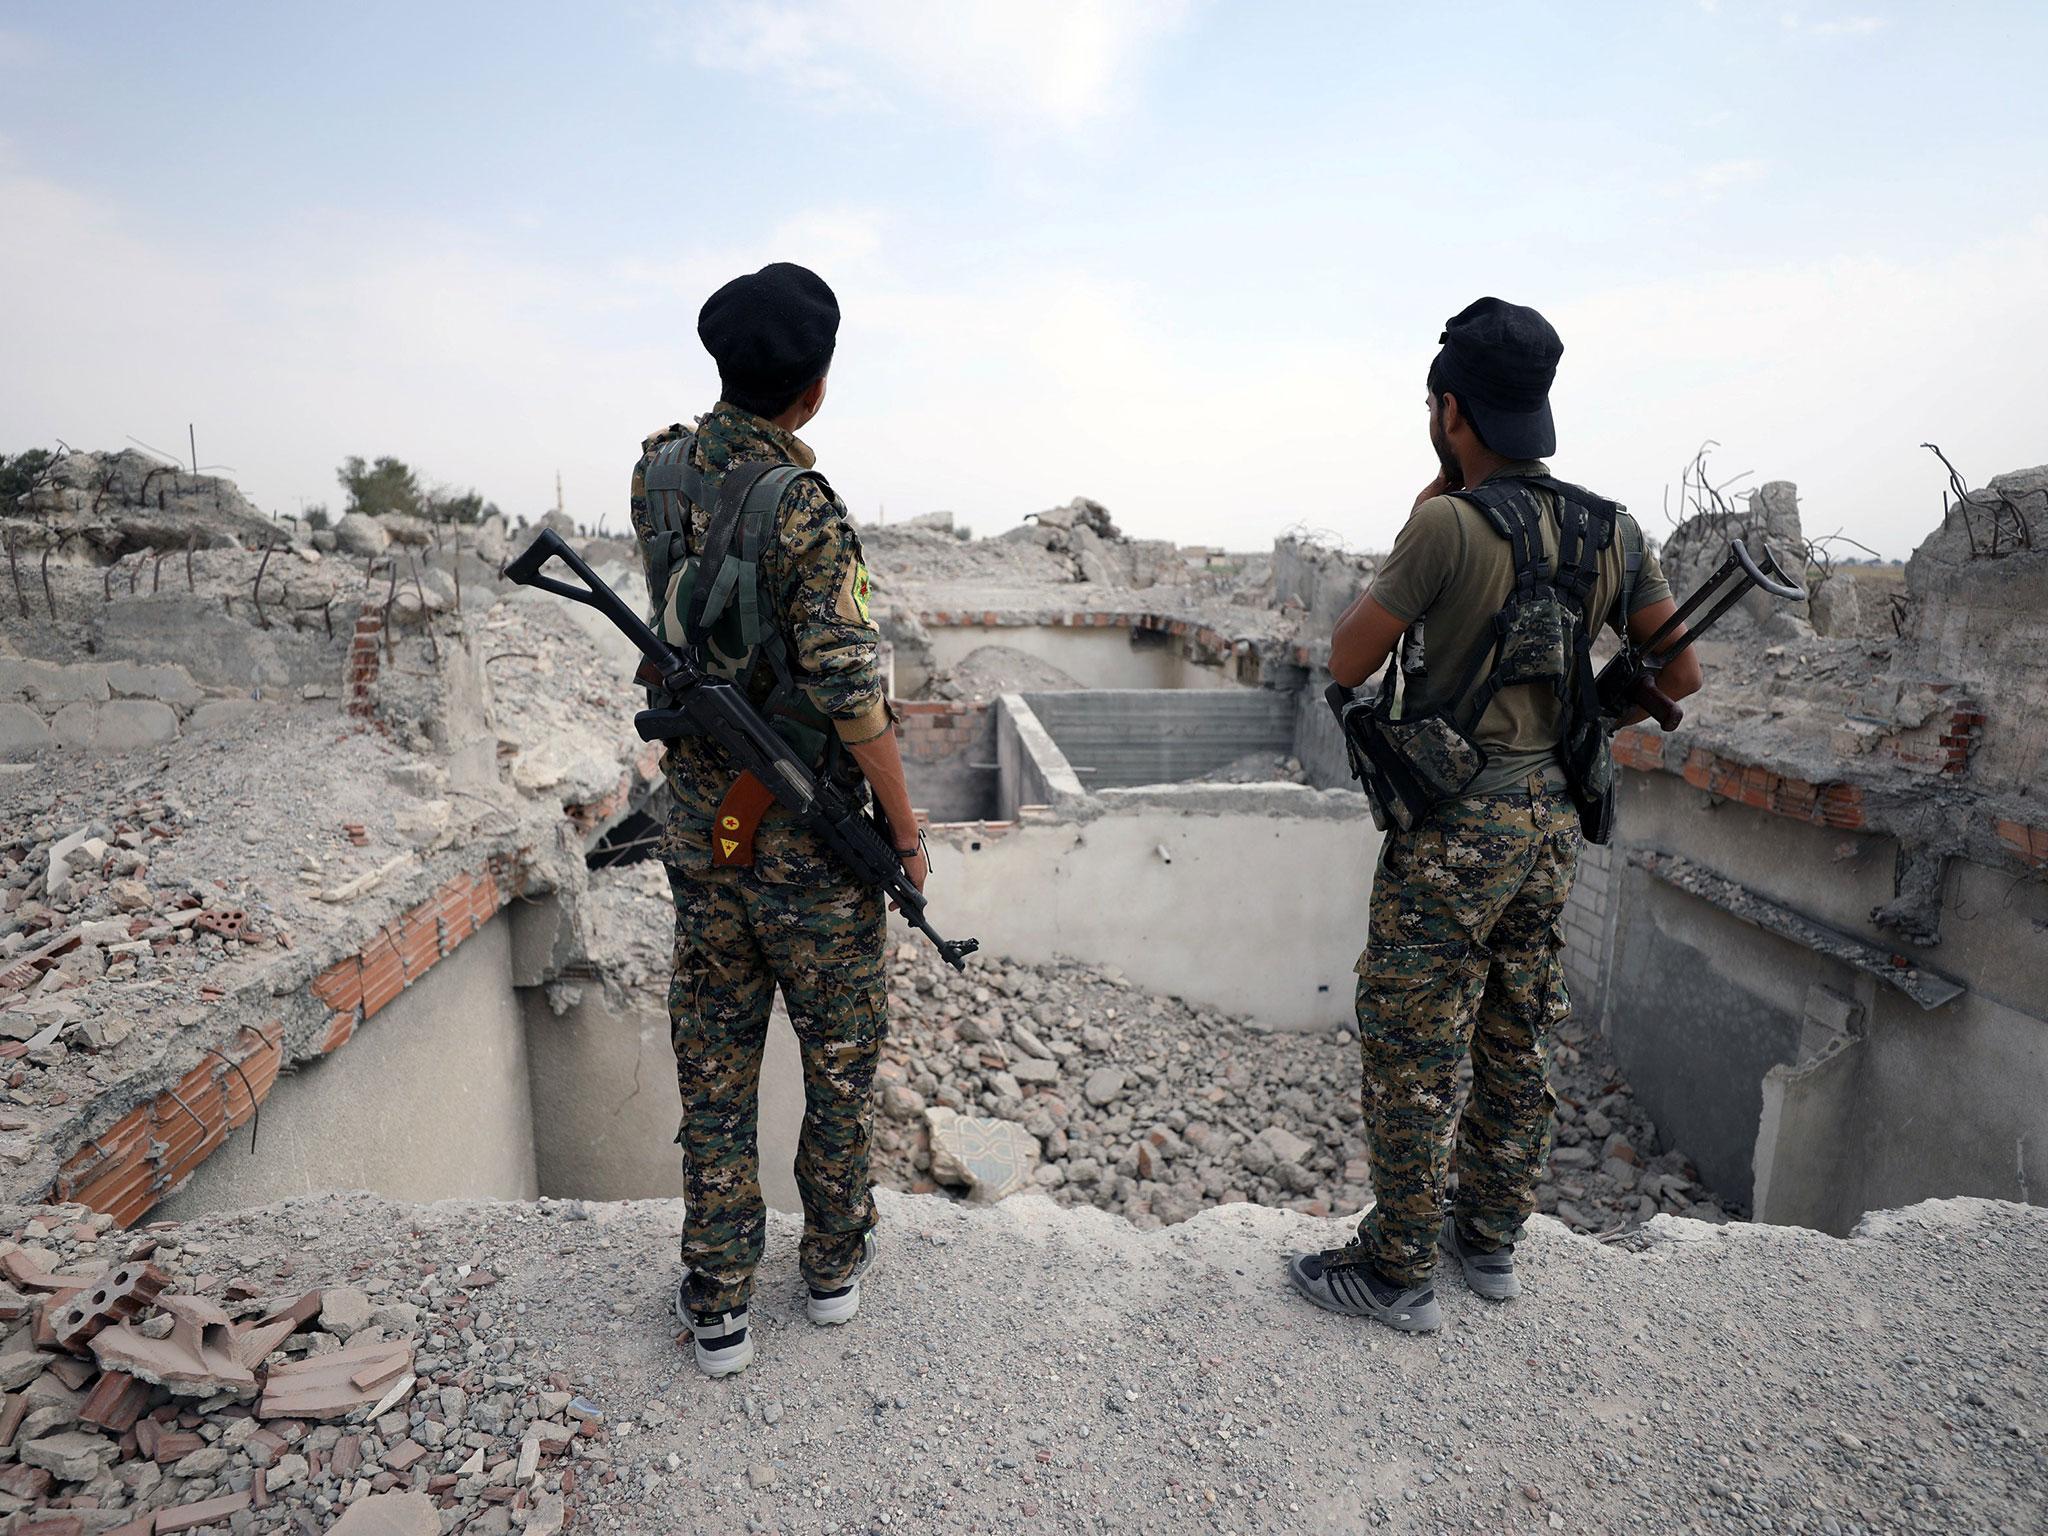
[637,435,838,773]
[1346,475,1640,845]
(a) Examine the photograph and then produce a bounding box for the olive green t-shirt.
[1367,461,1672,799]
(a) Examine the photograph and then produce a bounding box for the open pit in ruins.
[0,463,2043,1534]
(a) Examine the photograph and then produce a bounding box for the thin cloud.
[1781,12,1888,36]
[670,0,1190,132]
[1694,157,1770,196]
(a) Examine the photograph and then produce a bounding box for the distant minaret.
[555,471,565,519]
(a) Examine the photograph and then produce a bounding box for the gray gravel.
[101,1187,2048,1536]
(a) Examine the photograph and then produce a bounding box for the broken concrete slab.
[49,699,179,752]
[102,659,206,708]
[0,701,54,760]
[925,1106,1039,1202]
[18,1428,119,1482]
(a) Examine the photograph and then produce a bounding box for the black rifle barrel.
[503,530,979,970]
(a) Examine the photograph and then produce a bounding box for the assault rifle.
[1596,538,1807,731]
[504,530,980,971]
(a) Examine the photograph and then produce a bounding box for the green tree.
[338,455,423,519]
[421,486,499,525]
[0,448,56,507]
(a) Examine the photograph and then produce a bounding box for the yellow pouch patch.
[838,560,873,625]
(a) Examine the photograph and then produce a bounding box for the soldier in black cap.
[1287,298,1703,1333]
[629,263,923,1376]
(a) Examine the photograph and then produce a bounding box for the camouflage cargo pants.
[1347,775,1581,1287]
[666,865,887,1315]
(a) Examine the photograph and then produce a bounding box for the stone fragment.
[20,1429,120,1482]
[925,1107,1039,1202]
[1082,1067,1126,1107]
[319,1285,375,1340]
[1011,1056,1060,1086]
[334,512,391,557]
[327,1490,442,1534]
[1254,1125,1314,1166]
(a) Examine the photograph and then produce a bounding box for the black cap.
[697,262,840,399]
[1430,297,1562,459]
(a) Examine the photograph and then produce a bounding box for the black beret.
[698,263,840,397]
[1431,297,1563,459]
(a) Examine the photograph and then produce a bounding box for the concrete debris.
[328,1490,442,1534]
[258,1334,414,1418]
[873,941,1732,1233]
[4,449,283,563]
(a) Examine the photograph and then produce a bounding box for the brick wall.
[1561,839,1612,1023]
[50,854,526,1226]
[894,700,988,762]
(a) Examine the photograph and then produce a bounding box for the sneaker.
[673,1275,754,1378]
[1438,1215,1521,1301]
[806,1231,878,1326]
[1286,1249,1443,1333]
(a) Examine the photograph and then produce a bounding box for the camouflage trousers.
[1346,775,1581,1288]
[666,865,887,1315]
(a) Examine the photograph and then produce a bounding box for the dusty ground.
[28,1187,2041,1536]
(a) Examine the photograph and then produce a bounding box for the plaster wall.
[155,917,540,1218]
[918,624,1239,694]
[930,787,1378,1031]
[1596,768,2048,1229]
[524,989,804,1215]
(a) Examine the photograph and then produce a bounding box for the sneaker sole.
[1287,1254,1443,1333]
[806,1285,861,1326]
[694,1334,755,1377]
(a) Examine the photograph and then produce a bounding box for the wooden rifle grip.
[1629,678,1683,731]
[635,659,662,689]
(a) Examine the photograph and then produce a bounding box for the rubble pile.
[0,1204,595,1533]
[922,645,1086,702]
[0,795,289,1088]
[4,452,281,566]
[870,942,1733,1234]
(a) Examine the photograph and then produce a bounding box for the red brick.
[322,1011,357,1053]
[359,933,405,1018]
[396,904,440,981]
[309,956,362,1014]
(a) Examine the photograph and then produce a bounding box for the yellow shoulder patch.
[838,560,873,625]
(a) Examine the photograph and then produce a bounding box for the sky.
[3,1,2045,559]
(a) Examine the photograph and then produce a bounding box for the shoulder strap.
[683,459,776,654]
[638,435,705,609]
[1616,513,1646,626]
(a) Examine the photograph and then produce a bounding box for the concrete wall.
[917,624,1239,694]
[930,786,1379,1031]
[156,917,540,1218]
[524,988,803,1215]
[1022,688,1296,790]
[1592,767,2048,1231]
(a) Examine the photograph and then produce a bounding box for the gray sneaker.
[806,1231,878,1326]
[674,1274,754,1378]
[1439,1215,1521,1301]
[1286,1250,1443,1333]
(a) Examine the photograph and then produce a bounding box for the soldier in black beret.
[630,263,921,1376]
[1291,298,1703,1333]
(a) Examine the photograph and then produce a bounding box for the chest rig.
[1342,475,1637,844]
[638,434,848,864]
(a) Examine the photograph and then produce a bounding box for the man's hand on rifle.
[845,725,928,906]
[898,842,928,899]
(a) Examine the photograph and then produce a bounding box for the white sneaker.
[805,1231,878,1326]
[674,1275,754,1377]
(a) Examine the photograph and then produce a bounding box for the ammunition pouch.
[1329,682,1487,832]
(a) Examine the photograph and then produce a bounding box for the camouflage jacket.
[629,403,887,883]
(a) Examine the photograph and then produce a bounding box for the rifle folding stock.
[1595,537,1807,732]
[505,530,979,971]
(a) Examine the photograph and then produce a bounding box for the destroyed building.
[0,452,2042,1533]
